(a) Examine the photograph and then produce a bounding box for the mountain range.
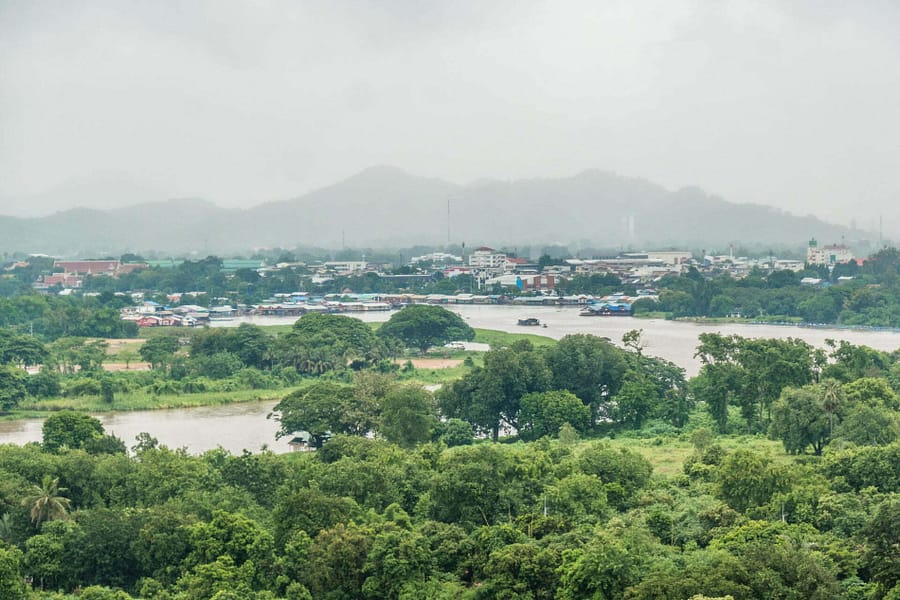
[0,167,867,255]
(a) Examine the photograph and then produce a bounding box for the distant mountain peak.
[340,165,458,189]
[0,167,872,254]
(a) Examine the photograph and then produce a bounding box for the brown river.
[2,305,899,454]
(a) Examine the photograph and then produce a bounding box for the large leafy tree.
[271,382,380,447]
[716,449,789,513]
[139,335,181,370]
[380,386,436,448]
[0,331,48,366]
[613,370,661,430]
[693,334,818,432]
[769,385,831,455]
[42,411,105,453]
[0,365,28,411]
[545,334,628,425]
[274,312,389,373]
[834,404,900,446]
[429,444,549,528]
[48,337,108,375]
[302,523,372,599]
[518,390,590,440]
[377,305,474,354]
[0,544,27,599]
[862,499,900,596]
[439,343,550,439]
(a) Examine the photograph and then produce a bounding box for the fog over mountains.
[0,167,866,255]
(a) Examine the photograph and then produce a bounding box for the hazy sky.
[1,0,899,231]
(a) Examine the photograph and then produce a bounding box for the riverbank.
[5,386,303,420]
[1,339,502,422]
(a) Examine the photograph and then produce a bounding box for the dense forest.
[1,301,900,599]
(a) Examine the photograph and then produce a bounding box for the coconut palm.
[0,512,13,542]
[821,379,844,436]
[23,475,71,525]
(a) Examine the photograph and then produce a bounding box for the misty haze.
[3,3,900,600]
[2,1,899,243]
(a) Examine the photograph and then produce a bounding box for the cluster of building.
[31,259,147,291]
[6,239,862,324]
[123,289,663,327]
[120,301,239,327]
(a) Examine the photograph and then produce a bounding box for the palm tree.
[0,512,13,542]
[821,379,843,436]
[22,475,71,525]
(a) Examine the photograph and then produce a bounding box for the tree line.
[639,247,900,327]
[1,405,899,598]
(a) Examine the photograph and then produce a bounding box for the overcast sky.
[1,0,899,232]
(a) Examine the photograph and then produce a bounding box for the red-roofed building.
[41,273,84,288]
[52,260,147,277]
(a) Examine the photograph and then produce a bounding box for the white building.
[644,251,693,265]
[468,247,507,269]
[411,252,462,264]
[323,261,368,274]
[806,239,854,266]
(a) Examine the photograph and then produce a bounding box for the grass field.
[606,435,786,477]
[15,385,305,414]
[472,328,555,349]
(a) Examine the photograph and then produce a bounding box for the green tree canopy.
[545,334,628,425]
[769,385,831,455]
[274,312,389,374]
[271,382,380,447]
[23,475,71,525]
[380,386,436,448]
[438,343,550,440]
[0,365,28,411]
[42,411,105,453]
[139,335,181,370]
[377,305,474,354]
[518,390,590,441]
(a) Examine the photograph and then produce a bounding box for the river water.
[2,306,899,454]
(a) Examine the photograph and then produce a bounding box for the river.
[220,305,900,378]
[2,306,899,454]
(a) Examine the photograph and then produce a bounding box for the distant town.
[0,238,867,329]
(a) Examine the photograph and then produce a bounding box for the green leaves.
[23,475,71,525]
[519,390,590,441]
[377,305,474,354]
[42,411,105,453]
[0,365,27,411]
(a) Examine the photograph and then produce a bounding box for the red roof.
[43,274,83,287]
[54,260,120,274]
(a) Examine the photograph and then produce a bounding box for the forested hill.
[0,166,860,254]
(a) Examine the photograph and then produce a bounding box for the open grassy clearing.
[104,338,146,359]
[472,327,555,349]
[606,434,790,477]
